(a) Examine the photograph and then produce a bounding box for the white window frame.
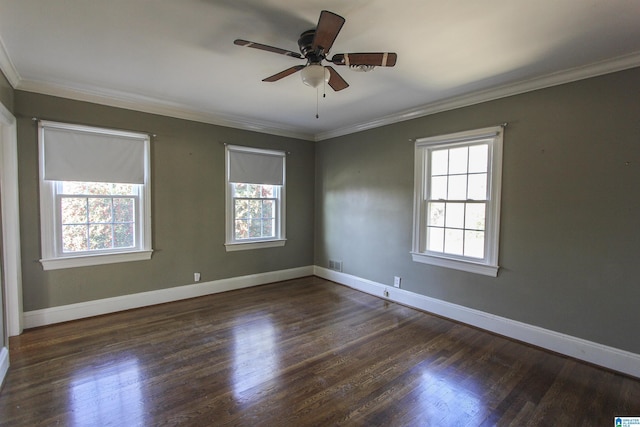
[225,145,286,252]
[411,126,503,277]
[38,121,152,270]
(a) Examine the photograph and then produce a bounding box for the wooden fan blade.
[234,39,303,59]
[326,66,349,91]
[331,52,398,67]
[262,65,305,82]
[311,10,345,54]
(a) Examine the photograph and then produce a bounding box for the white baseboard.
[20,264,640,378]
[314,266,640,379]
[23,266,314,329]
[0,347,8,387]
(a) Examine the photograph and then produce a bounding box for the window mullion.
[463,147,470,255]
[260,198,265,236]
[110,198,115,249]
[84,197,90,252]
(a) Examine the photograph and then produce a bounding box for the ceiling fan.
[234,10,397,91]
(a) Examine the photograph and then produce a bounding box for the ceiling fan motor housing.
[298,30,323,63]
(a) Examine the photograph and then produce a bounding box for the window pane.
[246,200,262,219]
[233,183,247,197]
[469,144,488,173]
[88,198,112,223]
[89,183,115,196]
[245,184,260,198]
[465,203,486,231]
[445,202,465,229]
[249,219,263,238]
[235,219,249,239]
[448,175,467,200]
[444,228,464,255]
[61,182,90,195]
[448,147,468,174]
[233,183,275,198]
[430,176,447,200]
[114,198,134,223]
[58,187,139,254]
[60,182,136,198]
[234,199,276,240]
[236,218,275,240]
[112,183,136,195]
[264,218,274,236]
[262,199,274,217]
[431,150,448,175]
[260,185,274,198]
[89,224,113,250]
[464,230,485,258]
[114,223,134,248]
[235,199,249,218]
[467,173,487,200]
[427,202,445,227]
[427,226,444,252]
[61,198,87,224]
[62,225,88,252]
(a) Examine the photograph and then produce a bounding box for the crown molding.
[314,51,640,141]
[0,36,20,87]
[3,45,639,143]
[15,78,316,141]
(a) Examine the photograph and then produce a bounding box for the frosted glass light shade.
[300,64,329,88]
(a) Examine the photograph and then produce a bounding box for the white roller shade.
[227,145,285,185]
[40,121,148,184]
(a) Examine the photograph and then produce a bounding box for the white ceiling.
[1,0,639,140]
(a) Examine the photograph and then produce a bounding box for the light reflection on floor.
[232,315,280,401]
[415,369,485,424]
[70,357,144,426]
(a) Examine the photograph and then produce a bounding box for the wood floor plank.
[1,276,639,426]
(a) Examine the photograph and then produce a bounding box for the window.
[411,126,503,276]
[38,121,152,270]
[225,145,286,251]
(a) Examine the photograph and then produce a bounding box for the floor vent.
[328,260,343,272]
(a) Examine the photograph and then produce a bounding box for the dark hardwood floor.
[1,276,639,426]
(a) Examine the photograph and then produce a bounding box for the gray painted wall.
[0,70,13,113]
[9,67,640,357]
[315,67,640,354]
[15,91,315,311]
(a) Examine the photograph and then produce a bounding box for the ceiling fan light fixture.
[301,64,329,88]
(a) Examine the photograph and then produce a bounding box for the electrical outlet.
[194,272,201,282]
[393,276,401,288]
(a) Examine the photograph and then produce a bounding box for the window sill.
[225,239,286,252]
[411,252,499,277]
[40,250,153,271]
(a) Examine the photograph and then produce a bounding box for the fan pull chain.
[315,79,328,119]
